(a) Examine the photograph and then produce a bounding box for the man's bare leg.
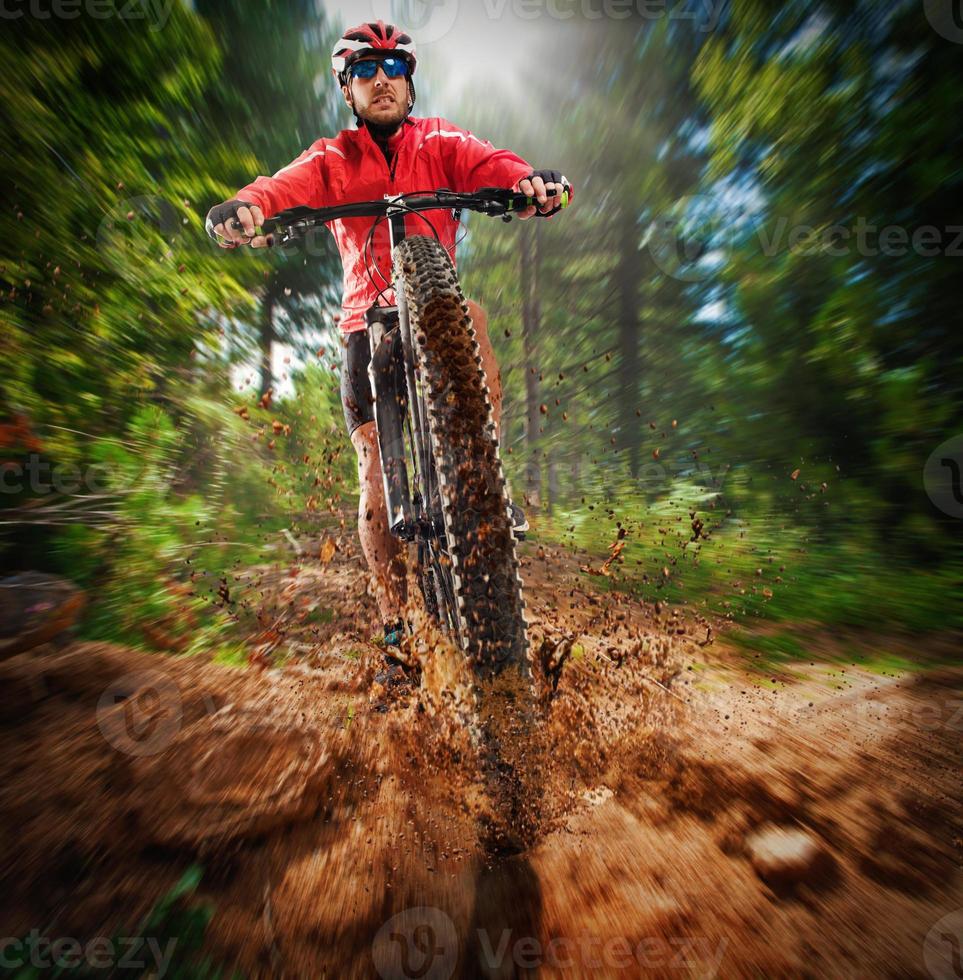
[350,421,405,624]
[466,299,502,435]
[465,299,527,529]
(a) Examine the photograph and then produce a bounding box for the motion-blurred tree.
[194,0,343,394]
[458,12,714,507]
[694,0,963,553]
[0,6,238,446]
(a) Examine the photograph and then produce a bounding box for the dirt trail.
[0,542,960,978]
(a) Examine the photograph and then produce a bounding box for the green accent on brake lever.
[561,190,570,208]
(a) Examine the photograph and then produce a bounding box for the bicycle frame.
[364,194,425,542]
[367,196,476,640]
[259,186,569,639]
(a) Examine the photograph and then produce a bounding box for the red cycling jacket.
[235,116,533,334]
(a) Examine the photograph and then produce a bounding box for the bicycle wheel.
[393,235,528,680]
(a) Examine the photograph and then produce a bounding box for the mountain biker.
[206,20,571,651]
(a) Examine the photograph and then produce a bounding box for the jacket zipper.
[389,120,412,184]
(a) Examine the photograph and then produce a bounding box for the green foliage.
[692,0,963,554]
[0,2,345,644]
[3,0,960,648]
[271,361,355,524]
[45,395,290,648]
[455,2,962,636]
[0,3,248,436]
[537,490,963,635]
[0,866,242,979]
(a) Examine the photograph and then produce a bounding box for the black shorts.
[340,330,375,436]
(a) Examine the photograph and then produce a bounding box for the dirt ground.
[0,540,960,978]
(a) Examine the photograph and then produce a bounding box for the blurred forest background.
[2,0,961,661]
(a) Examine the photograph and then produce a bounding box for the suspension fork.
[385,195,432,523]
[366,308,415,540]
[367,195,433,540]
[366,196,439,542]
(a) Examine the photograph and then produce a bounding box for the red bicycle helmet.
[331,21,417,82]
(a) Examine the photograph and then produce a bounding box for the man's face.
[342,57,410,127]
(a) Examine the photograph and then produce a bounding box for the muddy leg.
[350,421,406,624]
[466,299,502,439]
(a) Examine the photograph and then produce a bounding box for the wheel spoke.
[400,288,461,643]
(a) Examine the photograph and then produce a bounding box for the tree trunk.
[259,290,276,398]
[617,214,641,478]
[520,220,542,508]
[546,456,557,516]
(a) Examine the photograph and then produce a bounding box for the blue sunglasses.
[348,57,409,80]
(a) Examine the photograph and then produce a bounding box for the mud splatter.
[0,544,960,978]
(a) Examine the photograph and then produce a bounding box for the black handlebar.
[261,187,569,245]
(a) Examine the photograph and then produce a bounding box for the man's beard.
[356,89,410,137]
[362,112,405,139]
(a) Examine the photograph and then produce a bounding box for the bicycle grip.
[517,188,570,218]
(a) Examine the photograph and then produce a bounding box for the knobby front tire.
[393,236,529,681]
